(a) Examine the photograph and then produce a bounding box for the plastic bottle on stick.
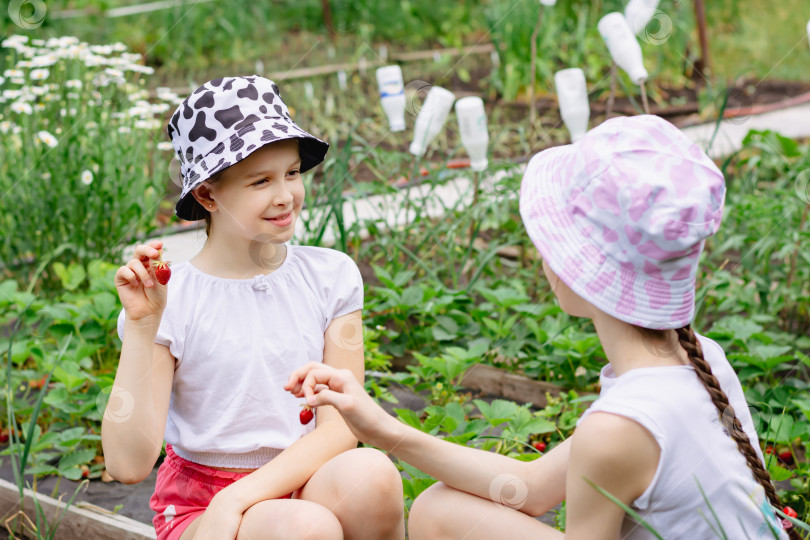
[554,68,589,142]
[455,96,489,171]
[409,86,456,157]
[376,66,406,132]
[625,0,660,35]
[598,12,648,84]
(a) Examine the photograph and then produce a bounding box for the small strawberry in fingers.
[300,404,315,425]
[152,248,172,285]
[784,506,798,519]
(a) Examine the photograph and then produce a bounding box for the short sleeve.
[117,307,184,361]
[325,254,364,324]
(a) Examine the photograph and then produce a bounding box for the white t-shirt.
[578,333,787,539]
[117,244,364,469]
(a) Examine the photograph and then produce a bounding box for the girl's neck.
[591,313,689,377]
[192,236,288,279]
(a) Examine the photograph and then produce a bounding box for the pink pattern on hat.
[518,115,726,329]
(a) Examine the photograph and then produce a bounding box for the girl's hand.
[191,493,243,540]
[114,240,168,323]
[284,363,395,450]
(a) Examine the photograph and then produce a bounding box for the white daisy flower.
[127,64,154,75]
[10,77,24,85]
[2,36,28,48]
[65,79,82,89]
[118,126,131,134]
[157,142,174,151]
[81,170,93,185]
[86,121,97,130]
[30,68,49,81]
[10,101,32,115]
[3,69,23,78]
[29,55,57,67]
[112,42,128,52]
[31,39,45,46]
[104,68,124,79]
[15,60,32,68]
[30,85,48,96]
[0,76,5,86]
[36,130,58,148]
[3,90,21,99]
[67,92,79,99]
[34,103,45,112]
[0,121,13,134]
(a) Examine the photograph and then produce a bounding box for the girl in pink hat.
[286,115,796,539]
[104,76,405,540]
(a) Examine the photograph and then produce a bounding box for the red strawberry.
[532,441,546,453]
[778,451,794,465]
[784,506,798,518]
[0,429,8,444]
[299,404,314,425]
[153,260,172,285]
[80,465,90,479]
[764,445,775,455]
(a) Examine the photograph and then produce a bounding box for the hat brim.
[175,124,328,222]
[519,144,697,330]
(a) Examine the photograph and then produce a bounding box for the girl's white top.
[578,333,787,539]
[117,244,364,469]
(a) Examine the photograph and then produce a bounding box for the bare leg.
[408,483,564,540]
[299,447,406,540]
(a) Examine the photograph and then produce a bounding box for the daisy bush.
[0,34,181,294]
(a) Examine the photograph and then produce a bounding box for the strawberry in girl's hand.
[152,248,172,285]
[300,404,315,425]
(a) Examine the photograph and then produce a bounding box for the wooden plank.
[0,479,156,540]
[461,364,567,409]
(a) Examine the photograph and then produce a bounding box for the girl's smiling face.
[193,139,304,245]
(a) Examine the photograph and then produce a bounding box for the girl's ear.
[191,182,215,209]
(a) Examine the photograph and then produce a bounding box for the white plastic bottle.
[409,86,456,157]
[376,65,406,132]
[598,12,648,84]
[455,96,489,171]
[554,68,589,142]
[625,0,660,35]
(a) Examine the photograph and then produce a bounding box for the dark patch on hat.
[237,84,258,100]
[259,105,267,114]
[261,129,280,142]
[272,122,289,133]
[209,158,226,174]
[182,102,193,119]
[230,134,244,152]
[214,105,244,129]
[192,84,207,95]
[222,78,235,91]
[273,105,284,117]
[167,124,175,139]
[246,144,256,152]
[185,147,194,162]
[189,111,217,142]
[235,152,243,162]
[211,141,225,154]
[194,90,215,109]
[194,154,203,164]
[237,123,256,137]
[271,83,280,96]
[234,114,259,131]
[188,170,200,182]
[210,77,224,87]
[244,76,256,83]
[262,92,275,104]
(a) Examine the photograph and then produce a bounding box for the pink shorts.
[150,444,292,540]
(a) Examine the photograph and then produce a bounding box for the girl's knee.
[408,483,455,540]
[238,500,343,540]
[345,448,403,507]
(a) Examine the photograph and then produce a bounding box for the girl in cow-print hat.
[106,76,406,540]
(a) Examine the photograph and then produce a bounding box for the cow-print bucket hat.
[168,75,329,221]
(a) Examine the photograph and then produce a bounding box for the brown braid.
[675,324,802,540]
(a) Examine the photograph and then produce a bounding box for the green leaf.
[394,408,423,430]
[52,262,87,291]
[58,448,96,470]
[766,462,793,482]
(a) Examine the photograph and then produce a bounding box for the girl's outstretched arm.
[286,362,570,517]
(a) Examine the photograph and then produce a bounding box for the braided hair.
[642,324,800,539]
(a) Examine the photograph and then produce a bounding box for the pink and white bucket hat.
[519,115,726,330]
